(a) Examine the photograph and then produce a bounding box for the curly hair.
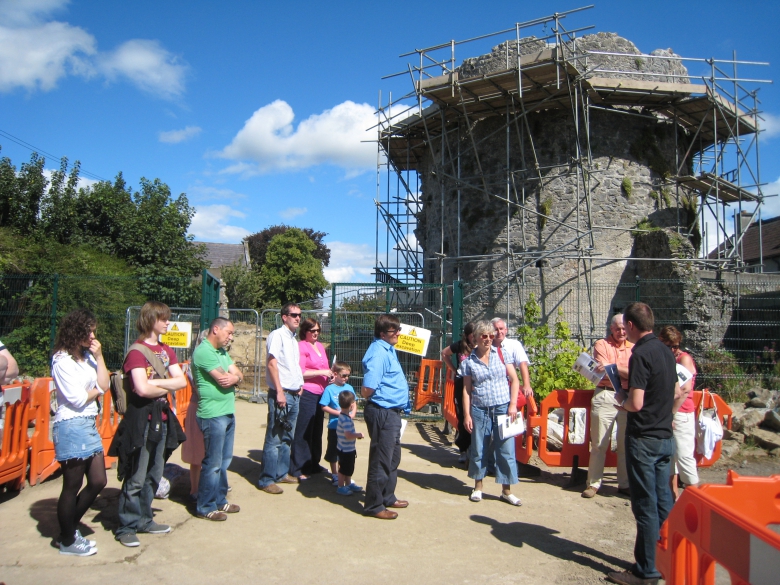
[54,308,97,358]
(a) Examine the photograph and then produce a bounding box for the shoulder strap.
[497,346,505,365]
[128,342,170,379]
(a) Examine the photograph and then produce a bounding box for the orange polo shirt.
[593,336,634,390]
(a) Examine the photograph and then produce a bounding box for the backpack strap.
[127,342,170,380]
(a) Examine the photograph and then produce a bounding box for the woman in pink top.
[659,325,698,500]
[290,317,333,479]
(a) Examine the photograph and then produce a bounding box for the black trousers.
[363,403,402,515]
[290,390,325,477]
[453,376,471,453]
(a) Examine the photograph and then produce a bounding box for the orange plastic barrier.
[692,390,732,468]
[442,369,457,429]
[657,470,780,585]
[536,389,598,468]
[413,359,444,411]
[168,362,192,430]
[0,384,31,490]
[96,390,121,469]
[515,394,539,465]
[28,378,59,485]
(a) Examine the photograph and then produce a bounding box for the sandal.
[469,489,482,502]
[500,493,522,506]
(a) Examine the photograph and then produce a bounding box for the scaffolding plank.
[676,173,757,203]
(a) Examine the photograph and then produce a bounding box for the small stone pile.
[722,388,780,459]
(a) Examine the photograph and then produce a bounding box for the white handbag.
[696,390,723,459]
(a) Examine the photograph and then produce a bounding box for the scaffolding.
[373,5,772,338]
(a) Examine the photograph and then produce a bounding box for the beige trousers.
[586,388,628,490]
[673,411,699,485]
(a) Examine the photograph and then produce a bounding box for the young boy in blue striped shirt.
[336,390,364,496]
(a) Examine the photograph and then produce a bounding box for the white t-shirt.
[499,338,530,366]
[51,350,102,422]
[265,326,304,391]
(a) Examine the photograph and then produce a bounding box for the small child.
[335,390,364,496]
[319,362,361,489]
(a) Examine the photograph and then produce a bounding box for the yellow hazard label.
[407,328,417,336]
[170,324,180,331]
[161,331,189,348]
[395,334,426,356]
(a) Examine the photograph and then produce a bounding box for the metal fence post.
[635,275,641,302]
[452,280,463,344]
[49,274,59,354]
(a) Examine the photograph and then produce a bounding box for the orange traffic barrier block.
[515,394,539,465]
[536,389,597,468]
[168,362,192,430]
[413,359,444,412]
[28,378,59,486]
[442,369,458,430]
[97,391,121,469]
[0,384,31,490]
[657,470,780,585]
[692,390,732,468]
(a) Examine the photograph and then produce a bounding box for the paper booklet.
[497,413,525,440]
[676,363,693,387]
[572,352,605,385]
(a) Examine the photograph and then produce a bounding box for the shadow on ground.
[471,514,629,574]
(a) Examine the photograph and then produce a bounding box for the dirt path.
[1,400,777,585]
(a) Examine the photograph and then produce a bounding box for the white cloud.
[323,241,375,283]
[188,185,246,202]
[97,39,187,100]
[0,1,187,99]
[42,167,98,191]
[159,125,201,144]
[189,204,250,243]
[760,112,780,140]
[219,100,376,174]
[760,176,780,218]
[279,207,307,220]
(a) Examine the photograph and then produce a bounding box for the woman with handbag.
[441,322,475,464]
[459,320,522,506]
[658,325,699,500]
[51,309,109,556]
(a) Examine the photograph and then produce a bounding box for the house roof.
[707,215,780,262]
[199,242,249,269]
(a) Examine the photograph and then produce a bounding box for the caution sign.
[395,323,431,357]
[160,321,192,348]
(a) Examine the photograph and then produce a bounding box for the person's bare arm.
[361,386,375,399]
[89,339,110,392]
[462,376,473,432]
[672,381,686,413]
[620,387,645,412]
[145,363,187,391]
[0,348,19,383]
[518,362,532,398]
[507,364,520,420]
[267,355,286,407]
[131,368,172,399]
[344,430,364,440]
[441,345,457,375]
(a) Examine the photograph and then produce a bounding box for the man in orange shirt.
[582,314,633,498]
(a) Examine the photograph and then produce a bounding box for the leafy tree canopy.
[259,228,329,307]
[245,224,330,272]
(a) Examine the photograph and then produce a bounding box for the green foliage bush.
[696,346,750,403]
[516,294,592,400]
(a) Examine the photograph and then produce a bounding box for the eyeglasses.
[309,329,320,333]
[480,333,496,339]
[385,328,399,334]
[286,313,302,318]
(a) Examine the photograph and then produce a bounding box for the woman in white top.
[51,309,109,557]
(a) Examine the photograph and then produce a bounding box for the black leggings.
[57,453,107,546]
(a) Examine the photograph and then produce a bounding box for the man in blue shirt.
[361,314,409,520]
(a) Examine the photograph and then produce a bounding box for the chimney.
[740,211,753,233]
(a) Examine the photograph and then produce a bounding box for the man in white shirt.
[258,303,305,494]
[491,318,533,398]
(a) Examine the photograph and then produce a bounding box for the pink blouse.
[298,340,329,395]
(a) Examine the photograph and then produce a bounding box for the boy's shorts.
[324,428,339,463]
[336,449,356,477]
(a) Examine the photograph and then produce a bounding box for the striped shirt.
[336,413,357,452]
[458,346,510,407]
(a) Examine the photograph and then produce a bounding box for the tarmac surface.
[2,399,776,585]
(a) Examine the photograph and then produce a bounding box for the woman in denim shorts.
[51,309,110,556]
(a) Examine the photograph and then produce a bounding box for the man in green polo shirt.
[193,317,243,521]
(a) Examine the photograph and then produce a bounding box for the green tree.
[41,157,81,244]
[516,294,592,399]
[222,262,264,309]
[0,149,47,233]
[245,224,330,272]
[259,228,329,307]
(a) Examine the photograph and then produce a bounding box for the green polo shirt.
[193,339,235,418]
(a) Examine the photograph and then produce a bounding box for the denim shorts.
[53,416,104,462]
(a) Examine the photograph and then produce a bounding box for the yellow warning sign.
[395,324,431,357]
[160,321,192,348]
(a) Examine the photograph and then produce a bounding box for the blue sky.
[1,0,778,282]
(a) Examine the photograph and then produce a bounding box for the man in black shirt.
[607,302,680,585]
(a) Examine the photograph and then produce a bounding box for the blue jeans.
[468,403,518,485]
[196,414,235,516]
[116,422,166,537]
[626,435,675,579]
[258,391,300,488]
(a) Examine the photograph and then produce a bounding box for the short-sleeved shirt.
[337,413,357,452]
[593,336,634,390]
[298,340,329,395]
[192,339,235,419]
[498,338,530,366]
[458,346,510,408]
[361,338,408,409]
[266,326,303,391]
[319,383,356,429]
[626,333,677,439]
[124,340,178,420]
